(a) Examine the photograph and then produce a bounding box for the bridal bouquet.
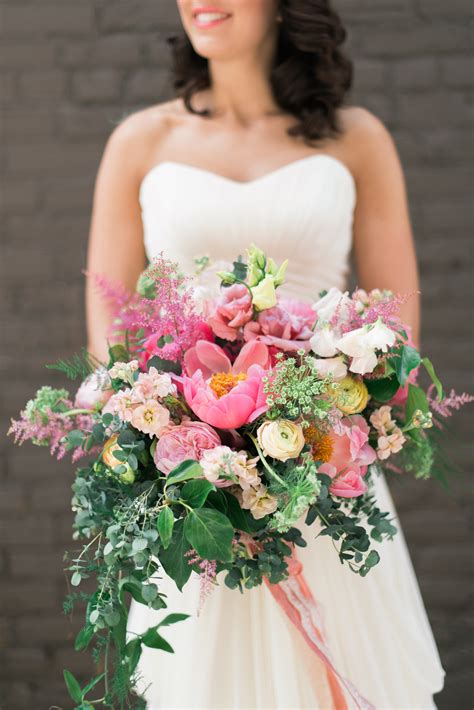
[8,245,471,709]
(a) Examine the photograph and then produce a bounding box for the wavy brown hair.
[166,0,353,146]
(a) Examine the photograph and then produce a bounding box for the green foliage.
[365,376,400,403]
[183,508,234,562]
[24,385,70,423]
[304,470,397,576]
[46,348,103,380]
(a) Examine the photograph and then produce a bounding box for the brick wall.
[1,0,472,707]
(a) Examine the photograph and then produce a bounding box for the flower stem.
[248,433,288,489]
[61,408,94,417]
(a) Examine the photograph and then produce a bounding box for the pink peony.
[207,284,253,341]
[182,363,269,430]
[153,420,221,475]
[243,298,314,352]
[183,339,271,379]
[320,463,368,498]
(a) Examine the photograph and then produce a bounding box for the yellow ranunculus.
[330,375,369,414]
[250,274,277,311]
[257,419,305,461]
[102,434,135,484]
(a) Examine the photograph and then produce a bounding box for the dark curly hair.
[166,0,353,146]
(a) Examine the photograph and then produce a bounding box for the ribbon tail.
[263,548,376,710]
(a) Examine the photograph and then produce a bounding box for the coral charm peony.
[182,363,269,429]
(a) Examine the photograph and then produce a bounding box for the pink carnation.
[243,298,314,352]
[153,420,221,475]
[207,284,253,341]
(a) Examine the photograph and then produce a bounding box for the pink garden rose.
[153,420,221,475]
[207,284,253,341]
[319,414,376,498]
[243,298,314,352]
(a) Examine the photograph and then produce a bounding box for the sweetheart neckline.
[139,153,356,195]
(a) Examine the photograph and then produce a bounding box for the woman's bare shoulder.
[102,98,185,175]
[339,105,397,155]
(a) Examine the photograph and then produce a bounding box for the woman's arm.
[85,114,151,362]
[350,109,420,347]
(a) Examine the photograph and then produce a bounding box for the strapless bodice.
[139,154,356,302]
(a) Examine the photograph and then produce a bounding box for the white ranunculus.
[311,287,350,322]
[337,319,397,375]
[311,356,348,381]
[309,326,340,357]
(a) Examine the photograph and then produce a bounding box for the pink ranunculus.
[74,369,113,410]
[243,298,315,352]
[183,339,271,379]
[320,463,368,498]
[182,363,269,430]
[341,415,377,468]
[153,420,221,475]
[139,322,215,371]
[320,415,376,489]
[207,284,253,341]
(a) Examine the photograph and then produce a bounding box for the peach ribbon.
[244,536,375,710]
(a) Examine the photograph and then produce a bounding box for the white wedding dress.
[127,154,445,709]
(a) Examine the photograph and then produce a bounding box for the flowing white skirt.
[127,472,445,709]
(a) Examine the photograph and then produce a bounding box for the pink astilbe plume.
[427,384,474,418]
[337,291,413,334]
[185,548,218,615]
[86,253,208,364]
[8,406,75,460]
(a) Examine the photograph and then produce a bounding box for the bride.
[85,0,445,707]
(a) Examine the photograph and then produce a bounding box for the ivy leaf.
[159,518,192,591]
[223,490,266,533]
[393,345,421,386]
[166,460,204,486]
[366,376,400,403]
[181,479,215,509]
[63,669,83,704]
[184,508,234,562]
[157,507,174,549]
[421,356,443,400]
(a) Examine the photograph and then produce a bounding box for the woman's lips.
[193,11,232,29]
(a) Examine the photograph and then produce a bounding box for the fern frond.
[46,348,105,380]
